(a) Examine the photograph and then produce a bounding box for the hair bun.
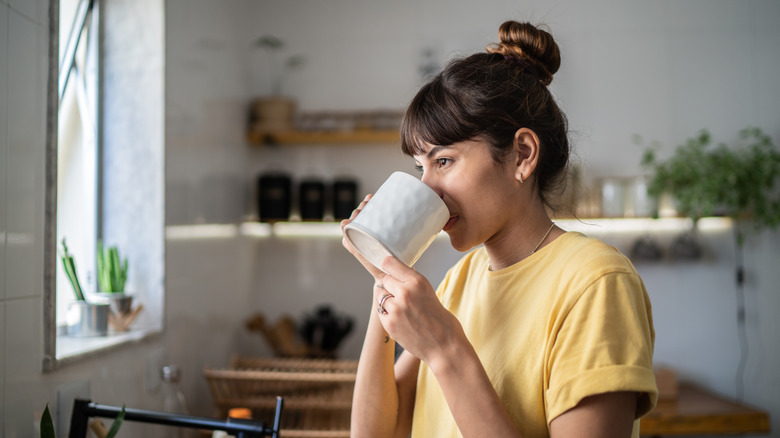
[486,21,561,85]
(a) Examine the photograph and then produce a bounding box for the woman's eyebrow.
[426,144,454,159]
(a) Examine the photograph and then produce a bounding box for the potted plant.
[95,240,135,316]
[641,127,780,244]
[94,240,144,331]
[60,239,109,336]
[251,34,306,133]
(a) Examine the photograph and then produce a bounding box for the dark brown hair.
[401,20,570,208]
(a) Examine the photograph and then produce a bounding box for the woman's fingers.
[352,194,372,217]
[341,194,386,280]
[374,284,394,315]
[380,256,417,282]
[340,194,371,231]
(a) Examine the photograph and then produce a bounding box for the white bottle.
[160,365,191,438]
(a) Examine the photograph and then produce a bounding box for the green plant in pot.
[60,239,110,336]
[97,240,128,293]
[251,34,307,133]
[96,240,134,316]
[640,127,780,245]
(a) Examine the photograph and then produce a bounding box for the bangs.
[400,77,479,157]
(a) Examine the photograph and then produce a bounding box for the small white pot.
[66,301,110,337]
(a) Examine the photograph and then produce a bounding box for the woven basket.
[204,357,357,437]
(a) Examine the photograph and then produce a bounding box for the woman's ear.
[513,128,540,183]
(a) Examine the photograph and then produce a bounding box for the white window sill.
[55,326,162,365]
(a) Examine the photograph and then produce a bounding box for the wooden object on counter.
[88,420,109,438]
[640,382,770,436]
[107,304,143,332]
[245,313,309,358]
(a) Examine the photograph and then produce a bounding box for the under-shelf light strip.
[165,217,733,240]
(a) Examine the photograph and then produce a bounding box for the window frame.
[43,0,166,372]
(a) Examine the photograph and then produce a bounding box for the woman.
[341,20,657,438]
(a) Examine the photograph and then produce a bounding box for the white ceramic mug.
[344,171,449,270]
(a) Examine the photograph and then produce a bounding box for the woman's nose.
[421,173,444,199]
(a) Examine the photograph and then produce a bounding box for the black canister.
[258,173,292,222]
[299,179,326,221]
[332,178,358,220]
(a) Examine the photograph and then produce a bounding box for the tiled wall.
[1,0,48,433]
[1,0,6,429]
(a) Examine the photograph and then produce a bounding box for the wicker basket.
[204,357,358,437]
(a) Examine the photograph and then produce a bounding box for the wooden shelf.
[248,129,400,145]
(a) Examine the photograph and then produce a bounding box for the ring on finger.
[377,292,393,315]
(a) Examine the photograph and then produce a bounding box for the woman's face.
[414,139,521,252]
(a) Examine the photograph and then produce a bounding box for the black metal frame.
[69,397,283,438]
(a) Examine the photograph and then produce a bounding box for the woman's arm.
[549,391,638,438]
[343,196,420,437]
[379,257,524,438]
[350,283,420,438]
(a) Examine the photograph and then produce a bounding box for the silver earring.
[519,174,524,184]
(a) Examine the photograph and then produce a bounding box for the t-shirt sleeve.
[545,269,658,423]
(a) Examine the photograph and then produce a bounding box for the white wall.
[2,0,779,437]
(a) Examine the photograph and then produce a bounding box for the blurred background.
[1,0,778,436]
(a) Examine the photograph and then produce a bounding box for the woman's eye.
[437,158,450,167]
[414,164,423,173]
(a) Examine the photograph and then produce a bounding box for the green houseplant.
[251,34,306,133]
[60,238,86,301]
[640,126,780,244]
[97,240,128,293]
[95,241,138,326]
[60,238,111,336]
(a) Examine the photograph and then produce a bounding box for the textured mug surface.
[344,171,449,270]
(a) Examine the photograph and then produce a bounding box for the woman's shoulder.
[548,231,638,275]
[554,231,627,258]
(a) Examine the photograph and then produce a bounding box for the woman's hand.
[341,194,386,281]
[375,256,464,365]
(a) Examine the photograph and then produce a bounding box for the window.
[56,0,98,327]
[44,0,165,371]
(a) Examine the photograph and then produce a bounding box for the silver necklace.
[530,222,556,256]
[489,222,557,270]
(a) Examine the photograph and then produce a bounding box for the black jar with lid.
[332,178,358,220]
[257,173,292,222]
[299,178,326,221]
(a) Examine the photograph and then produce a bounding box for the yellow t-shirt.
[411,232,657,438]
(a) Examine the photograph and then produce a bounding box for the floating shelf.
[247,129,400,145]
